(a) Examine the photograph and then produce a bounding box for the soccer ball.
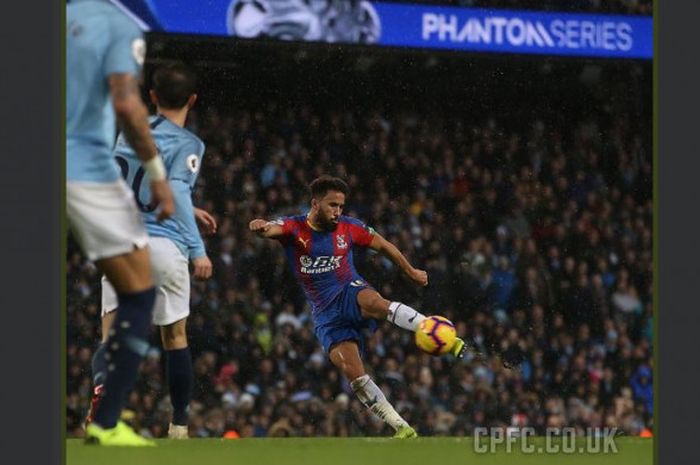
[415,316,457,355]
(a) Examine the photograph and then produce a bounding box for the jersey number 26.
[115,156,159,213]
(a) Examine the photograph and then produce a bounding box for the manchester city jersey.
[113,115,206,259]
[67,0,145,182]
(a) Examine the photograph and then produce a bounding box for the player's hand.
[194,208,217,235]
[249,219,272,234]
[150,179,175,222]
[408,268,428,287]
[191,255,213,280]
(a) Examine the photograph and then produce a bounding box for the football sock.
[166,347,193,426]
[92,287,155,429]
[387,302,426,332]
[351,374,409,432]
[91,342,107,387]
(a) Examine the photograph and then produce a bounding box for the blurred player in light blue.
[67,0,174,446]
[88,63,214,440]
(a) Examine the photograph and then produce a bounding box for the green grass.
[67,437,653,465]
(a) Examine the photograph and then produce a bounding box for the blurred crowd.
[67,79,652,438]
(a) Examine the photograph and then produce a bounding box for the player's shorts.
[313,279,379,355]
[67,180,149,262]
[102,236,190,326]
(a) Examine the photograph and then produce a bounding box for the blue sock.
[92,287,155,429]
[166,347,193,426]
[91,343,107,386]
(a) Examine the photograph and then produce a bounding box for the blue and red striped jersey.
[273,215,376,314]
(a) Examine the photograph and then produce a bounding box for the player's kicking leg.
[160,319,193,439]
[328,341,417,438]
[356,289,468,358]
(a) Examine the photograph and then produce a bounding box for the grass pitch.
[67,437,652,465]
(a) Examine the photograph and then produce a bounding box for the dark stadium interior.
[67,28,652,438]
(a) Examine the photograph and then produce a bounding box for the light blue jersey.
[67,0,146,182]
[114,115,206,259]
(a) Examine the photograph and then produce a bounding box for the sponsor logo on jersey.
[299,255,342,274]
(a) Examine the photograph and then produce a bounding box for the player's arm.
[109,74,156,165]
[104,18,174,221]
[249,219,286,239]
[194,208,217,235]
[170,179,212,280]
[108,74,174,221]
[369,233,428,287]
[168,141,212,280]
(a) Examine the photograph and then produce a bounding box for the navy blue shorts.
[313,280,379,355]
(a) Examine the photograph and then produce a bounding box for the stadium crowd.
[67,79,652,438]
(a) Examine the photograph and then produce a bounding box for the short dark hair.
[309,176,349,199]
[151,62,197,109]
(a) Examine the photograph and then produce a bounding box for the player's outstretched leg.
[85,343,107,427]
[358,289,467,358]
[85,311,117,428]
[329,341,417,438]
[85,250,156,447]
[161,319,192,439]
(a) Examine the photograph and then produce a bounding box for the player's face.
[315,190,345,230]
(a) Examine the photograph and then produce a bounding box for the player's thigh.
[97,248,153,293]
[160,318,188,351]
[148,238,191,328]
[356,288,390,320]
[100,272,164,335]
[67,180,152,292]
[329,340,366,380]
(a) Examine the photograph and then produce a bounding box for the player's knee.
[338,361,364,380]
[162,333,187,350]
[331,355,364,380]
[362,294,389,319]
[161,323,187,350]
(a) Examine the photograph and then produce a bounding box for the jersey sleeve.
[170,179,206,259]
[168,138,207,259]
[347,219,376,247]
[270,217,297,243]
[168,138,206,187]
[104,16,145,77]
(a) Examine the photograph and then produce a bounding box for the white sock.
[351,374,409,431]
[387,302,426,332]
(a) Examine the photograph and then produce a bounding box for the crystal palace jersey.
[274,215,376,314]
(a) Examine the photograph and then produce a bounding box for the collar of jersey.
[306,218,323,232]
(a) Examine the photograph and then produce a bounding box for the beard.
[318,214,339,231]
